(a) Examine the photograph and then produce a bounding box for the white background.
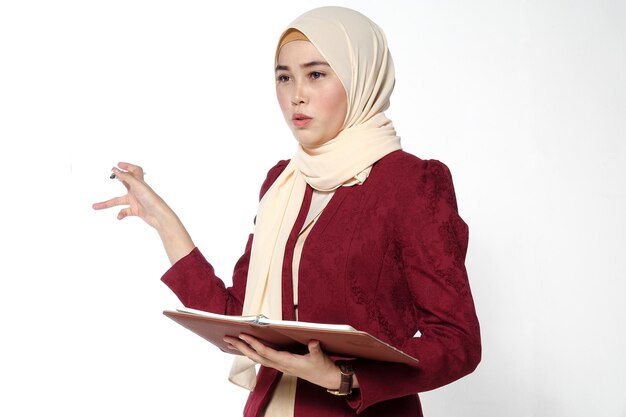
[1,1,625,416]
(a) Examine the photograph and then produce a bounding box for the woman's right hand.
[92,162,195,264]
[92,162,169,229]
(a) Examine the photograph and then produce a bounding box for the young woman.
[93,6,481,417]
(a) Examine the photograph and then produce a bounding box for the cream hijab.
[229,6,402,389]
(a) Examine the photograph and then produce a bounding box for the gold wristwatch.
[326,361,354,396]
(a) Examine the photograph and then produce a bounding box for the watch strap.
[326,361,354,396]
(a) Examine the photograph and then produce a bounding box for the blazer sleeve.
[347,160,481,412]
[160,159,290,315]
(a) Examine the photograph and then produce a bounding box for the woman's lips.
[292,113,312,128]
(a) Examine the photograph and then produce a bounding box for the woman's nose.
[291,82,307,105]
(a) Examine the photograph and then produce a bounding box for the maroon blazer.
[162,150,481,416]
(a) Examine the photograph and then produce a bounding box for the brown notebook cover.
[163,308,419,366]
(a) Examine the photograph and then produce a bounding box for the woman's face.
[276,40,348,148]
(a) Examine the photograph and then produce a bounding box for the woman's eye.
[277,74,290,83]
[310,71,324,79]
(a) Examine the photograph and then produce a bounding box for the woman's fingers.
[116,162,145,180]
[307,340,322,357]
[110,163,144,183]
[93,162,168,227]
[224,334,285,367]
[92,195,127,210]
[111,167,136,185]
[224,335,264,364]
[117,206,135,220]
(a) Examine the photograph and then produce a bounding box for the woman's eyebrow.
[275,61,330,72]
[302,60,330,68]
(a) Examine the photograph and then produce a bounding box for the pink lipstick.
[292,113,312,128]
